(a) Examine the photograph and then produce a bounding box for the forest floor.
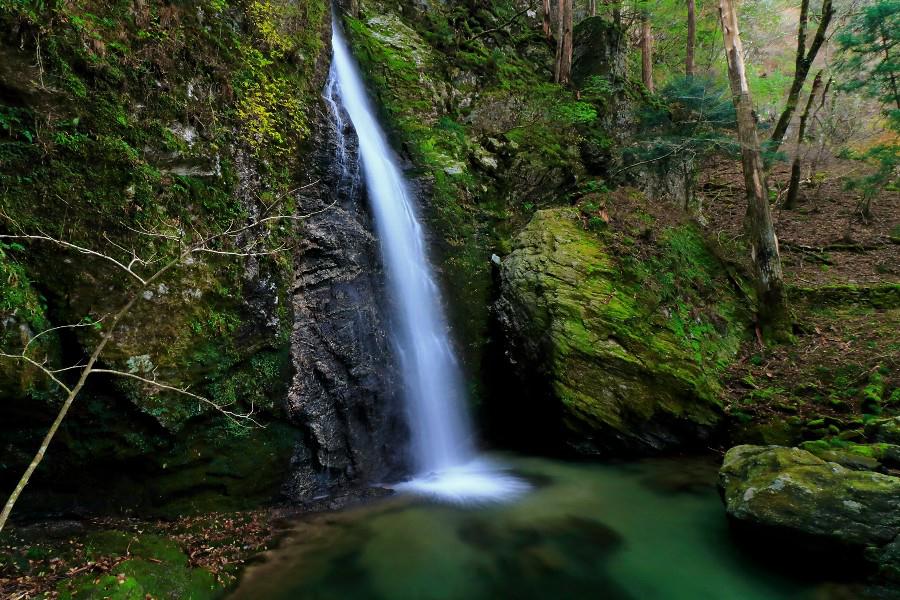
[0,509,282,598]
[700,159,900,450]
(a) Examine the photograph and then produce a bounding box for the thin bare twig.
[90,369,263,427]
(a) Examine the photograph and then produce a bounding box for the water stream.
[327,16,524,502]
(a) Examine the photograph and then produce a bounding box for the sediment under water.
[228,455,865,600]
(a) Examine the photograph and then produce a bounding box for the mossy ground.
[0,509,286,598]
[700,161,900,453]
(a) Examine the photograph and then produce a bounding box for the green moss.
[791,283,900,310]
[0,0,322,509]
[500,209,748,449]
[862,370,887,415]
[59,531,220,600]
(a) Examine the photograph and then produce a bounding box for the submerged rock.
[495,209,742,454]
[719,445,900,550]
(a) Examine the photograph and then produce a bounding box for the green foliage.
[623,76,736,186]
[837,0,900,110]
[552,101,599,125]
[836,0,900,200]
[0,242,48,329]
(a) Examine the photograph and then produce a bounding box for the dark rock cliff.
[283,96,407,501]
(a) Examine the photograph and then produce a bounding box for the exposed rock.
[283,91,407,501]
[495,209,740,454]
[571,17,626,87]
[867,417,900,445]
[719,445,900,547]
[876,535,900,582]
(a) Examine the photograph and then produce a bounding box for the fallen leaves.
[0,508,282,598]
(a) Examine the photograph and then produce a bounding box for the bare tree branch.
[0,233,149,285]
[0,352,72,393]
[23,318,105,355]
[90,369,264,427]
[0,186,332,532]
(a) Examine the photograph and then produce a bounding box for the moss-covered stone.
[719,445,900,547]
[496,208,746,453]
[790,283,900,310]
[866,417,900,445]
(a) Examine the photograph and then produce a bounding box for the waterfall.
[326,15,526,503]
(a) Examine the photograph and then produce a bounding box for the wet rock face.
[283,105,408,501]
[719,445,900,557]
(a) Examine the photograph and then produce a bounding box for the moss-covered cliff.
[0,0,330,514]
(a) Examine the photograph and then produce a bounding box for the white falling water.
[327,16,526,503]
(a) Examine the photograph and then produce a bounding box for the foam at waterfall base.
[395,457,530,505]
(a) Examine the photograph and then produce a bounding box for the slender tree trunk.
[543,0,552,40]
[641,13,654,92]
[686,0,696,77]
[786,70,824,209]
[718,0,790,339]
[0,290,141,533]
[589,0,597,17]
[554,0,574,84]
[769,0,834,151]
[881,31,900,110]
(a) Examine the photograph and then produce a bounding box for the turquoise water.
[229,456,862,600]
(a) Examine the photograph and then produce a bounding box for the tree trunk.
[718,0,791,339]
[543,0,552,40]
[769,0,834,152]
[641,14,654,92]
[686,0,696,77]
[785,70,824,209]
[0,290,142,533]
[589,0,597,17]
[554,0,574,84]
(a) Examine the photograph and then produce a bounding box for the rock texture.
[719,445,900,576]
[0,0,333,515]
[495,209,740,454]
[283,104,407,500]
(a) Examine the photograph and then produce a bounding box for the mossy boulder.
[719,445,900,549]
[495,208,744,453]
[866,417,900,445]
[571,17,626,87]
[799,439,900,472]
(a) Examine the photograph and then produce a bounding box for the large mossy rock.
[495,208,744,454]
[572,17,626,87]
[719,445,900,549]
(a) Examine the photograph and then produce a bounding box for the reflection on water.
[229,456,866,600]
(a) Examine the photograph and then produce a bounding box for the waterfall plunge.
[327,16,526,503]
